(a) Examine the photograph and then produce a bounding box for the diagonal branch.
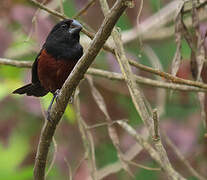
[100,0,153,135]
[33,1,131,179]
[73,0,96,19]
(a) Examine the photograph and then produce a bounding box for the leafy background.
[0,0,206,179]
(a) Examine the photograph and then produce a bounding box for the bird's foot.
[46,90,60,122]
[54,89,60,103]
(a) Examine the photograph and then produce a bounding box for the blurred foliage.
[0,0,206,179]
[149,0,162,12]
[117,95,142,126]
[96,142,118,168]
[0,133,32,179]
[63,0,76,17]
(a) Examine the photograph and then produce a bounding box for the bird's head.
[46,19,82,47]
[45,19,83,60]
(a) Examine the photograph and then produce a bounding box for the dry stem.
[1,58,207,92]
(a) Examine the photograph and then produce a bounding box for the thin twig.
[45,138,57,177]
[0,58,207,92]
[87,68,207,92]
[152,109,183,180]
[75,91,97,180]
[171,10,182,77]
[25,0,48,43]
[136,0,143,26]
[73,0,96,19]
[126,160,161,171]
[129,60,207,89]
[86,119,128,130]
[0,58,32,68]
[63,158,72,180]
[152,109,159,141]
[29,0,96,41]
[143,45,166,116]
[29,0,67,19]
[59,0,64,14]
[72,153,88,179]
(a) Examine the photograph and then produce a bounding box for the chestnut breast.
[37,49,78,93]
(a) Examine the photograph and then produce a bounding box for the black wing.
[13,48,48,97]
[32,48,43,84]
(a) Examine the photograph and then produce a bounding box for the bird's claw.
[46,89,60,122]
[55,89,60,103]
[69,96,73,104]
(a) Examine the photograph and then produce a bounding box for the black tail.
[13,83,48,97]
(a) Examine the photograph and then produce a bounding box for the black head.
[44,19,83,60]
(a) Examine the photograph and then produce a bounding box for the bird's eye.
[61,24,68,28]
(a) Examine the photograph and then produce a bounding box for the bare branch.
[74,91,97,180]
[45,138,57,177]
[129,60,207,90]
[126,160,161,171]
[87,68,207,92]
[29,0,97,42]
[0,57,207,92]
[63,158,72,180]
[152,109,160,141]
[0,58,32,68]
[73,0,96,19]
[100,0,154,137]
[151,110,181,180]
[143,45,166,116]
[33,1,131,179]
[171,10,182,77]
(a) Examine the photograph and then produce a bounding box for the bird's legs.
[46,89,60,121]
[46,89,75,121]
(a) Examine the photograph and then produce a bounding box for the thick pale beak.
[69,20,82,34]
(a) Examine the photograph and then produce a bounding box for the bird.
[13,19,83,121]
